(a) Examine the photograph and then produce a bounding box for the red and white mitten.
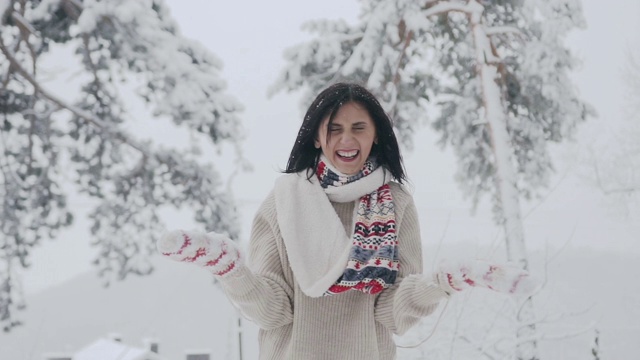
[436,259,538,296]
[157,229,243,277]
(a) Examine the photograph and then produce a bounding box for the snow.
[28,0,62,22]
[0,0,11,17]
[73,338,160,360]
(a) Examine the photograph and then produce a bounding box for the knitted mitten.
[157,229,243,277]
[436,259,538,296]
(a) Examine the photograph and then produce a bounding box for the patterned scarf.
[316,157,398,295]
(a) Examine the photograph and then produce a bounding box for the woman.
[158,82,533,359]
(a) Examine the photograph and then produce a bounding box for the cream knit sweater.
[220,180,449,360]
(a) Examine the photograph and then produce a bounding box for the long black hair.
[285,82,406,183]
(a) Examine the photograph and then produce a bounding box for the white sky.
[20,0,640,295]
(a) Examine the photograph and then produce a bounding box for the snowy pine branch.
[423,0,473,18]
[484,25,524,38]
[0,0,243,331]
[0,37,147,154]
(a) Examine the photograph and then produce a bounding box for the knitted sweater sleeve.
[374,188,449,335]
[218,192,294,330]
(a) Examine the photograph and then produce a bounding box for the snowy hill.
[0,246,638,360]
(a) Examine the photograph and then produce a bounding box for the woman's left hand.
[436,259,539,296]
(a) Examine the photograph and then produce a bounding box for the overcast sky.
[21,0,640,295]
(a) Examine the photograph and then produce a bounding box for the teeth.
[337,150,358,158]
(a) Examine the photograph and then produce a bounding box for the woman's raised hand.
[436,259,539,296]
[157,229,243,277]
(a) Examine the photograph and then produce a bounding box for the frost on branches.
[0,0,243,331]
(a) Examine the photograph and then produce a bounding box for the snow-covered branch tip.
[423,1,474,18]
[485,26,525,38]
[10,11,37,36]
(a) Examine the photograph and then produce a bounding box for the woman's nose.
[338,131,356,145]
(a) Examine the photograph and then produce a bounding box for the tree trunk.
[468,2,539,359]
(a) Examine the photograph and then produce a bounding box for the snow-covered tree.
[0,0,243,331]
[271,0,593,358]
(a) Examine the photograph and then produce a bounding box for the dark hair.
[285,82,406,183]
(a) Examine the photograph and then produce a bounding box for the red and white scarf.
[317,157,398,295]
[274,157,398,297]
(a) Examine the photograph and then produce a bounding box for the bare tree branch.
[519,304,596,328]
[459,335,497,360]
[517,321,596,344]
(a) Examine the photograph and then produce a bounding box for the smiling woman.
[158,82,535,360]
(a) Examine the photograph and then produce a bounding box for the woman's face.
[315,102,377,175]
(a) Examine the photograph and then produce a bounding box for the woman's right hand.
[157,229,243,277]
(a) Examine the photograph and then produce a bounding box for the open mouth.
[336,150,359,160]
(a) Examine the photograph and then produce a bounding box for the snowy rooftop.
[73,338,164,360]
